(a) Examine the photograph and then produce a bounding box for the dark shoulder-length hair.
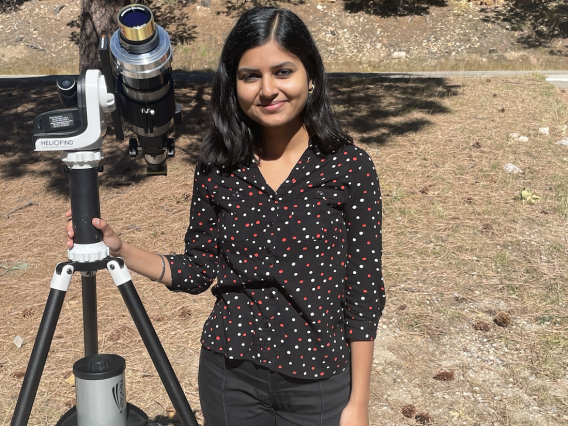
[200,6,352,169]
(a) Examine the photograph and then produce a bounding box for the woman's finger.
[92,218,115,238]
[65,209,74,249]
[92,217,106,230]
[66,218,73,235]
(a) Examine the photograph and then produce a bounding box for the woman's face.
[236,40,311,132]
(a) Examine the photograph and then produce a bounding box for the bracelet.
[153,255,166,282]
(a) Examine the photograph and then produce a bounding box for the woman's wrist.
[348,394,370,406]
[152,254,166,282]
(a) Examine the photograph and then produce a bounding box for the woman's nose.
[260,77,278,98]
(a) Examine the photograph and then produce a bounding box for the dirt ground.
[2,71,568,425]
[0,0,568,75]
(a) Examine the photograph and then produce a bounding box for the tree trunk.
[79,0,129,73]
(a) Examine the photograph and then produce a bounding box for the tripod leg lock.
[51,263,75,292]
[107,259,132,286]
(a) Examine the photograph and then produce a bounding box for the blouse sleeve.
[165,164,219,294]
[343,148,385,340]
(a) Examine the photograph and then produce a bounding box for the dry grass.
[1,74,568,425]
[351,75,568,425]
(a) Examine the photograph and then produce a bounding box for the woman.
[67,7,384,426]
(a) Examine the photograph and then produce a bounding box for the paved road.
[1,70,567,88]
[326,71,568,88]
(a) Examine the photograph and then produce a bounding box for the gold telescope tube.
[117,4,156,42]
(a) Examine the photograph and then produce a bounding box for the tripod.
[10,149,200,426]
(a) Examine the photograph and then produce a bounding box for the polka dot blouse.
[165,142,385,379]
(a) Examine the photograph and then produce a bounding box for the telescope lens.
[118,4,155,43]
[121,10,150,27]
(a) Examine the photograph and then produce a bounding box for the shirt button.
[268,222,274,227]
[317,190,324,196]
[269,293,275,299]
[266,248,272,254]
[265,323,270,328]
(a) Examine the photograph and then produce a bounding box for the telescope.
[15,5,200,426]
[34,4,183,175]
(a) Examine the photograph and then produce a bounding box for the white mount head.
[33,70,116,153]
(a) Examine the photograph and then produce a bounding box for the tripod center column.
[64,150,109,262]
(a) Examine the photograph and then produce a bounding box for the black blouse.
[165,142,384,379]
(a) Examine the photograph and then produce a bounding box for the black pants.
[198,348,351,426]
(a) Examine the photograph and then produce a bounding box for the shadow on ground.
[343,0,447,18]
[217,0,446,17]
[0,76,457,196]
[219,0,306,16]
[328,76,457,144]
[0,0,34,13]
[480,2,568,52]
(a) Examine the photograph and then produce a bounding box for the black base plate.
[55,403,149,426]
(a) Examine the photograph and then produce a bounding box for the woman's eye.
[276,69,292,77]
[242,74,258,82]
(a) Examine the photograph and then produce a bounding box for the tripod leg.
[11,263,74,426]
[107,259,199,426]
[81,271,98,356]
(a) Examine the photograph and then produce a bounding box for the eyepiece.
[118,4,155,43]
[57,76,77,107]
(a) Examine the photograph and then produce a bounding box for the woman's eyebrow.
[270,61,296,69]
[237,61,296,74]
[237,67,259,74]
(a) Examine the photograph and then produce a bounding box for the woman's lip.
[258,100,287,111]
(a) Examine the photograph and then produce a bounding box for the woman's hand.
[339,400,369,426]
[65,209,123,256]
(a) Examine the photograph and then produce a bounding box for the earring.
[308,84,314,94]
